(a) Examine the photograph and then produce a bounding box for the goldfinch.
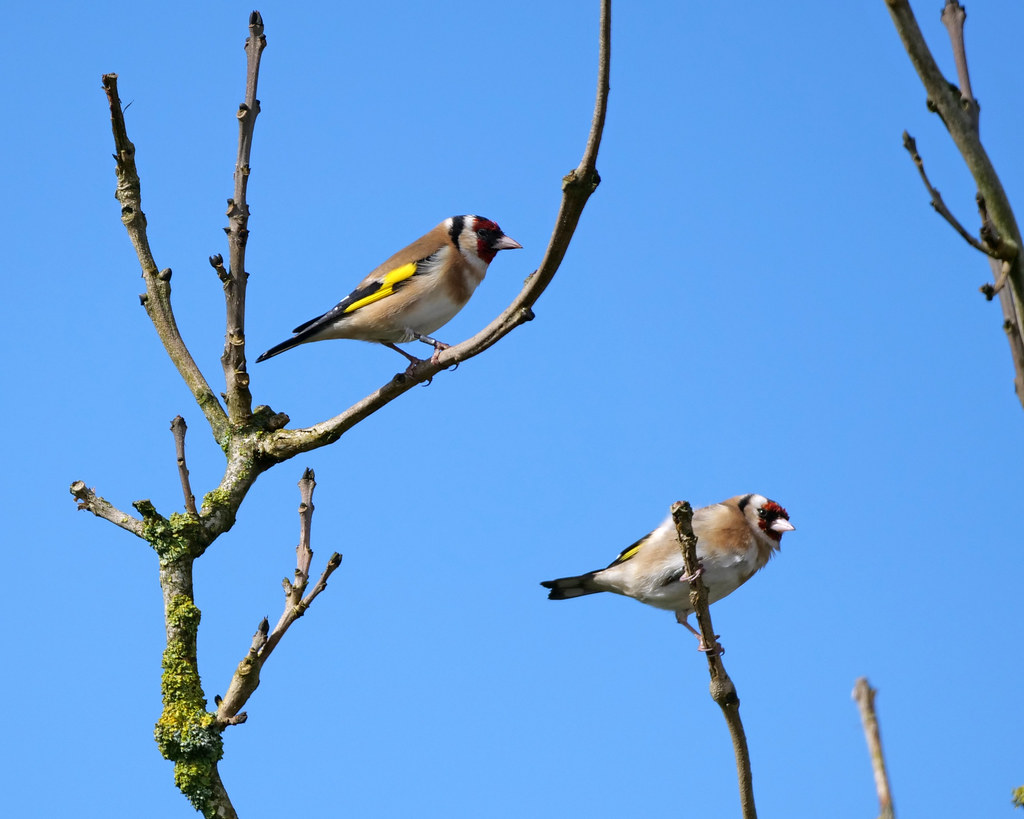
[256,215,521,366]
[541,494,794,641]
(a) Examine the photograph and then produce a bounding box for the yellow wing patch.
[342,262,418,314]
[608,533,650,567]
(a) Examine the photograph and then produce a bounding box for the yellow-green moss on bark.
[200,487,233,517]
[134,500,207,564]
[155,595,223,813]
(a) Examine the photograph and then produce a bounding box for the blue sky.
[3,1,1022,816]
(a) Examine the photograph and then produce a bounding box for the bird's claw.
[697,634,725,656]
[429,340,451,366]
[677,612,723,655]
[679,564,704,584]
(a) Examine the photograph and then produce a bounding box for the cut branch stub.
[70,480,144,538]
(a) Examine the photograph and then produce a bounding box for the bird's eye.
[757,508,768,519]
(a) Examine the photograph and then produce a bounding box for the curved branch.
[262,0,612,462]
[101,74,230,445]
[220,11,266,423]
[671,502,756,819]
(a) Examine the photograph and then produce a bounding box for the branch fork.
[216,468,342,727]
[86,5,611,816]
[887,0,1024,407]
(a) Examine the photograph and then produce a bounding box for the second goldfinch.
[541,494,794,642]
[256,215,521,366]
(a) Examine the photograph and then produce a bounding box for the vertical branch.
[220,11,267,423]
[152,548,232,818]
[852,678,896,819]
[671,502,757,819]
[294,467,315,593]
[171,416,198,516]
[939,1,972,107]
[101,75,230,444]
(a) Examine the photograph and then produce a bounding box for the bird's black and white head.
[739,494,794,544]
[447,215,522,270]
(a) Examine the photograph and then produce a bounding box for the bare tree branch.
[852,677,896,819]
[292,467,315,593]
[216,469,342,725]
[885,0,1024,408]
[171,416,198,516]
[939,0,973,114]
[261,0,612,462]
[101,75,231,444]
[671,502,756,819]
[901,132,990,255]
[220,10,266,423]
[69,481,145,537]
[91,5,610,815]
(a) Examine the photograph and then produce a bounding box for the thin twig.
[69,481,145,537]
[216,470,342,725]
[101,74,230,445]
[260,0,612,462]
[852,678,896,819]
[170,416,198,516]
[671,502,757,819]
[901,132,989,255]
[220,10,266,422]
[939,1,974,118]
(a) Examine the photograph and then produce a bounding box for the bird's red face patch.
[472,218,503,263]
[757,500,790,542]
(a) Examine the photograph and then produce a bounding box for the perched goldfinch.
[541,494,794,643]
[256,215,521,365]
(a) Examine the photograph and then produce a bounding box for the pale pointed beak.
[772,519,795,533]
[494,235,523,251]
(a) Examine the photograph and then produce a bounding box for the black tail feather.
[540,573,601,600]
[255,335,308,363]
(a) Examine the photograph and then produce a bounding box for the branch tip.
[852,677,896,819]
[70,480,145,538]
[170,415,198,516]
